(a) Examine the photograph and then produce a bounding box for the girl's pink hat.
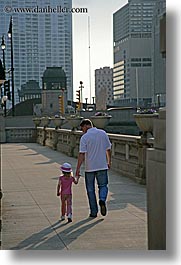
[60,163,72,173]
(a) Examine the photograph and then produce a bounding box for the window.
[142,63,152,67]
[131,58,141,62]
[131,63,141,67]
[142,58,152,62]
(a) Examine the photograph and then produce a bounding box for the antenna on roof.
[88,16,92,104]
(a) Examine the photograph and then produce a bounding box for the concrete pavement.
[1,143,147,250]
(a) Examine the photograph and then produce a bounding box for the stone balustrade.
[36,127,149,184]
[5,127,36,143]
[1,113,154,184]
[109,133,146,183]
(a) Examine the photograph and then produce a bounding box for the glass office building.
[113,0,166,107]
[0,0,73,104]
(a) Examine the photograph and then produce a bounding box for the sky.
[72,0,128,103]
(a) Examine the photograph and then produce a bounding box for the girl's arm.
[73,176,79,185]
[57,178,61,196]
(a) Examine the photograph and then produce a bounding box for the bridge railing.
[36,127,149,184]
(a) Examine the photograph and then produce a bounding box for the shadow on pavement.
[10,218,104,250]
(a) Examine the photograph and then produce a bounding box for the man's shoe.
[89,213,97,218]
[99,200,107,216]
[68,218,72,223]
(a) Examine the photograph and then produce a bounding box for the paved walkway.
[1,143,147,250]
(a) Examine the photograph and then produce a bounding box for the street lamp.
[85,97,88,109]
[79,81,84,109]
[0,59,5,85]
[1,36,6,82]
[0,59,5,116]
[1,36,5,51]
[1,36,7,116]
[8,16,15,116]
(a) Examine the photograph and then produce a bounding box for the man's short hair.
[80,119,93,127]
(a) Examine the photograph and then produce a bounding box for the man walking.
[75,119,111,217]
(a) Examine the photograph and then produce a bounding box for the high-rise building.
[113,0,166,107]
[0,0,73,104]
[95,67,113,110]
[151,0,166,106]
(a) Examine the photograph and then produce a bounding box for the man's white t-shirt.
[79,127,112,172]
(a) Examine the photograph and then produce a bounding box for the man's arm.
[75,152,85,177]
[106,149,111,169]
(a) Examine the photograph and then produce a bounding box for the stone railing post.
[69,131,77,157]
[146,108,166,250]
[0,141,2,249]
[136,136,153,184]
[52,129,58,150]
[0,108,4,250]
[0,109,6,143]
[42,128,47,146]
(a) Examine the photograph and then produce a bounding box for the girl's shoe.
[61,215,65,221]
[68,218,72,223]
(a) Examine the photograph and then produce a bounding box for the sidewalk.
[1,143,147,250]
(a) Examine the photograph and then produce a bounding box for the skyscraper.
[95,67,113,110]
[0,0,73,104]
[113,0,166,107]
[151,0,166,106]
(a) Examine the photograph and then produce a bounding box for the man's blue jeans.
[85,170,108,215]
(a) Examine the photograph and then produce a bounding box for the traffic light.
[76,90,81,110]
[59,95,64,114]
[4,80,11,100]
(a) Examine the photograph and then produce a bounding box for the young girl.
[57,162,79,223]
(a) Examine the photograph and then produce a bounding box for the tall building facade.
[151,0,166,106]
[95,67,113,110]
[0,0,73,104]
[113,0,166,107]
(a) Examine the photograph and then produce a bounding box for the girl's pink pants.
[61,194,72,216]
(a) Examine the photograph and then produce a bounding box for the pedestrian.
[57,162,79,223]
[75,119,112,218]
